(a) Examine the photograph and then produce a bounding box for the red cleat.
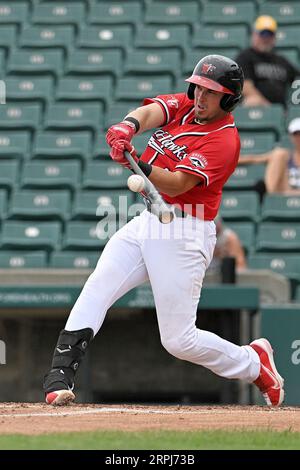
[45,389,75,406]
[250,338,284,406]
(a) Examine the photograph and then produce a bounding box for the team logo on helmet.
[201,63,216,75]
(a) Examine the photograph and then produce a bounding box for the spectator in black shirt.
[236,15,299,107]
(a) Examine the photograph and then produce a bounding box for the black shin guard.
[43,328,93,393]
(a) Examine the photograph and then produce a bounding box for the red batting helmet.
[186,55,244,112]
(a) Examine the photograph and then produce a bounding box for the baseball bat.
[124,151,174,224]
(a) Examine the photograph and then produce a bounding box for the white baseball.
[127,174,145,192]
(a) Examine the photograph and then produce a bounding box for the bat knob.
[159,211,174,224]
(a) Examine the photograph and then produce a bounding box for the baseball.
[127,174,145,192]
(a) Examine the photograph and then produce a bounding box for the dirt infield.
[0,403,300,435]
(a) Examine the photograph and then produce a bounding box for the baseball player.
[43,55,284,407]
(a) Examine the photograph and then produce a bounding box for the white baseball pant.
[66,210,260,382]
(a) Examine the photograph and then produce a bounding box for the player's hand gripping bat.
[124,150,174,224]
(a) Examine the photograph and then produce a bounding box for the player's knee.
[161,333,196,360]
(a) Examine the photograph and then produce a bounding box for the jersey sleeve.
[142,93,186,125]
[175,134,238,187]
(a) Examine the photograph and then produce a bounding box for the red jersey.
[139,93,240,220]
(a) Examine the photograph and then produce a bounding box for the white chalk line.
[0,406,283,419]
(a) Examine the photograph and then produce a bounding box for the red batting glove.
[110,140,138,169]
[106,121,136,148]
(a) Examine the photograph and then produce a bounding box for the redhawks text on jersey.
[140,93,240,220]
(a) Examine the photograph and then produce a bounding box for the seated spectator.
[236,15,299,107]
[239,117,300,195]
[208,215,247,276]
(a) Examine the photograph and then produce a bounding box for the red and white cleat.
[250,338,284,406]
[45,389,75,406]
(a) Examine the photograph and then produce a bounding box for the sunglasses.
[258,30,276,38]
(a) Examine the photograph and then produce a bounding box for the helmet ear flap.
[220,93,242,112]
[187,83,195,100]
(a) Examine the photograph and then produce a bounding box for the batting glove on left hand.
[109,140,138,169]
[106,121,136,148]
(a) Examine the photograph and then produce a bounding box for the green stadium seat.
[172,76,189,94]
[239,132,276,154]
[63,221,108,250]
[192,25,248,49]
[294,285,300,302]
[115,77,172,101]
[276,133,293,150]
[78,26,133,53]
[21,161,81,192]
[220,191,260,222]
[224,164,266,190]
[0,104,41,131]
[9,190,71,221]
[20,26,74,53]
[94,130,110,159]
[83,161,128,188]
[233,105,285,138]
[0,189,7,219]
[135,25,190,55]
[0,131,31,160]
[259,2,300,25]
[277,48,299,68]
[32,2,85,27]
[184,48,239,75]
[276,26,300,49]
[256,222,300,252]
[287,106,300,125]
[0,161,19,191]
[7,49,64,78]
[261,194,300,221]
[0,3,28,26]
[105,102,140,130]
[0,26,17,52]
[72,190,134,220]
[44,103,103,134]
[0,251,47,268]
[124,50,181,80]
[83,162,130,190]
[67,49,122,78]
[1,221,61,251]
[5,77,54,105]
[56,77,112,109]
[202,2,255,27]
[32,131,92,163]
[50,251,99,269]
[226,222,255,254]
[0,49,4,79]
[89,2,142,26]
[248,253,300,284]
[145,2,199,26]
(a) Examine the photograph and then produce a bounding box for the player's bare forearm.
[238,153,270,164]
[125,103,165,134]
[148,167,201,197]
[242,80,271,106]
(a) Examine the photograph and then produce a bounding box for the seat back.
[256,222,300,252]
[220,191,260,222]
[262,194,300,221]
[1,220,61,251]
